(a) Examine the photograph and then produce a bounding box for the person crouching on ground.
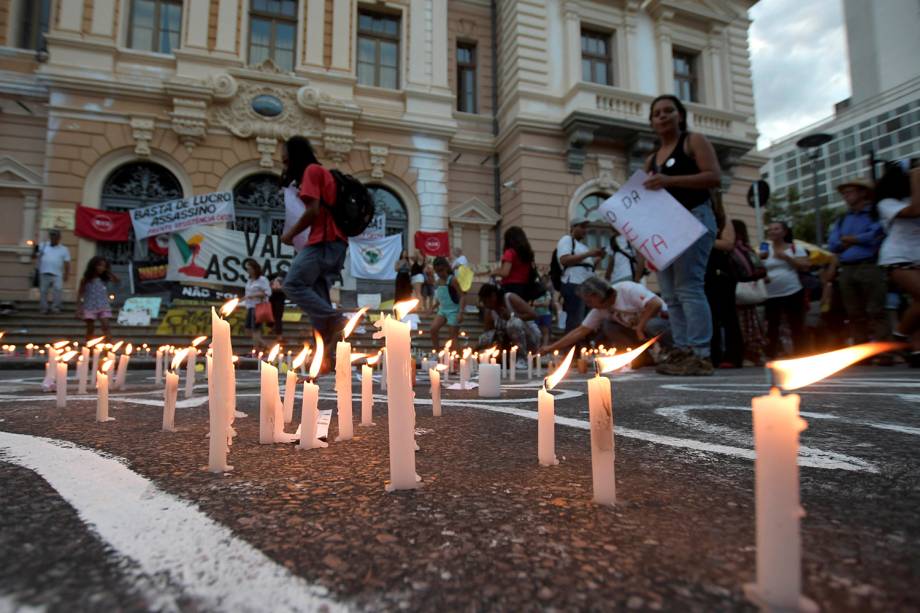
[280,136,348,372]
[429,257,465,351]
[539,276,672,367]
[477,283,541,358]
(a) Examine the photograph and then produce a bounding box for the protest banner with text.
[130,191,235,240]
[598,170,707,271]
[167,225,295,287]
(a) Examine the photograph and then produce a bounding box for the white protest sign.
[282,186,310,252]
[598,170,707,271]
[130,192,235,240]
[167,225,295,287]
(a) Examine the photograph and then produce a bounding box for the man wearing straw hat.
[827,176,891,349]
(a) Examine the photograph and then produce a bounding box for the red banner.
[414,231,450,257]
[74,205,131,242]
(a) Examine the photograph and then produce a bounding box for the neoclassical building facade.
[0,0,763,301]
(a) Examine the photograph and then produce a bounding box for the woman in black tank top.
[643,95,723,376]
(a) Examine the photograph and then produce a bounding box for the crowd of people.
[32,94,919,377]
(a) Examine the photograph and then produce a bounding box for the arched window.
[232,173,283,235]
[368,185,408,249]
[575,192,612,252]
[100,161,183,265]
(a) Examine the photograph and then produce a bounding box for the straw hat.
[836,176,874,192]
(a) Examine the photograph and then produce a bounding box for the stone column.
[564,9,581,91]
[185,0,210,49]
[706,31,725,109]
[22,193,38,245]
[305,0,325,66]
[90,0,116,36]
[216,0,240,53]
[452,224,463,253]
[655,14,674,94]
[56,0,84,32]
[331,0,351,70]
[408,0,429,85]
[479,227,489,265]
[431,0,448,88]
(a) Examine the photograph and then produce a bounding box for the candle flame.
[53,340,70,349]
[170,348,190,371]
[350,353,368,363]
[394,298,419,320]
[191,336,207,348]
[596,336,659,374]
[342,306,369,339]
[366,352,381,366]
[292,346,309,369]
[768,341,904,391]
[86,336,105,348]
[125,343,133,356]
[435,363,448,372]
[462,347,472,358]
[58,350,77,363]
[220,298,240,317]
[110,340,124,353]
[308,331,324,379]
[545,347,576,390]
[266,344,281,363]
[100,358,115,373]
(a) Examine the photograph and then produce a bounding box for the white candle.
[90,346,102,386]
[510,346,517,381]
[26,344,33,359]
[96,367,113,422]
[527,352,532,380]
[335,340,354,442]
[55,361,67,409]
[744,388,813,611]
[114,352,129,390]
[298,379,326,449]
[208,307,233,471]
[155,348,164,384]
[360,364,374,426]
[478,363,501,398]
[430,368,441,416]
[536,353,542,378]
[259,359,280,444]
[537,385,558,466]
[163,370,178,431]
[185,347,197,398]
[459,358,469,389]
[383,305,420,491]
[587,373,615,505]
[77,354,88,395]
[283,368,298,424]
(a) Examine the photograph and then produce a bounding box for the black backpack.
[549,249,563,291]
[325,169,375,237]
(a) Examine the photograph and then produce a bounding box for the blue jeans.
[283,241,347,338]
[656,203,717,357]
[561,282,585,334]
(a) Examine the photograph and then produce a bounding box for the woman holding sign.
[644,95,722,376]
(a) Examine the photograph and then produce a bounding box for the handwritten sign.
[598,170,707,271]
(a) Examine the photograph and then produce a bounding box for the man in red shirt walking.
[280,136,348,368]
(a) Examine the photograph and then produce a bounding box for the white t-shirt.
[282,184,310,252]
[244,276,272,309]
[556,235,595,284]
[878,197,920,266]
[582,281,662,329]
[38,243,71,276]
[764,243,808,298]
[606,235,635,284]
[451,255,469,269]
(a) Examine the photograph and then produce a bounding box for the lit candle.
[430,366,442,416]
[538,347,574,467]
[155,346,164,385]
[186,335,206,398]
[163,349,187,432]
[284,346,309,424]
[478,348,501,398]
[260,344,283,444]
[335,307,368,441]
[380,346,387,391]
[114,343,132,390]
[361,352,381,426]
[379,299,421,491]
[77,354,89,395]
[90,343,103,386]
[208,303,236,472]
[96,358,115,422]
[55,350,77,409]
[536,353,542,378]
[527,351,532,380]
[26,343,34,359]
[510,345,518,382]
[298,332,327,450]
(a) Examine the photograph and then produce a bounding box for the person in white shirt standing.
[34,229,70,314]
[556,217,604,333]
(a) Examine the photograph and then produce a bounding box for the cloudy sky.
[749,0,851,149]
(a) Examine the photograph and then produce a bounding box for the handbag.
[736,279,767,306]
[254,301,275,325]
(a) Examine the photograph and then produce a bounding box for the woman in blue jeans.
[643,95,722,376]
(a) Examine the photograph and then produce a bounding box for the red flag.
[74,205,131,242]
[414,231,450,257]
